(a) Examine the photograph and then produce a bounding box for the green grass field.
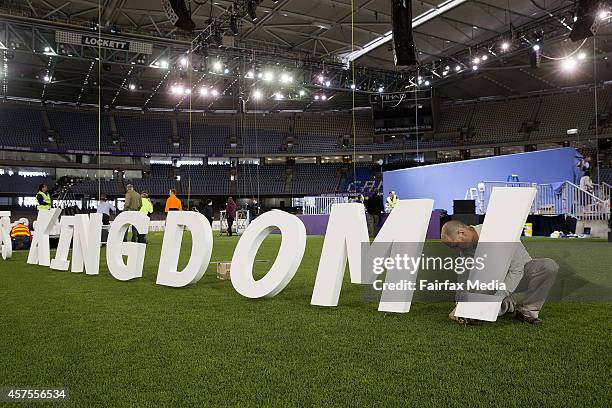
[1,234,610,407]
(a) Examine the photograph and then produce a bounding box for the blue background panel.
[383,148,582,214]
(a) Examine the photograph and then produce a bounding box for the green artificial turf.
[0,234,610,407]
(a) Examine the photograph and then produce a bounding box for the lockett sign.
[81,35,129,51]
[13,188,536,322]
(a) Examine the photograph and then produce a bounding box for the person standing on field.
[226,197,237,236]
[124,184,142,242]
[138,191,153,243]
[164,189,182,215]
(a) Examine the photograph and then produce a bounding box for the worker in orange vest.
[164,189,183,215]
[10,218,32,250]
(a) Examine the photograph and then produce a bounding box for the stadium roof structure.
[0,0,611,110]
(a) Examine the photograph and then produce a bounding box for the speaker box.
[453,200,476,215]
[570,0,601,42]
[391,0,417,67]
[161,0,196,32]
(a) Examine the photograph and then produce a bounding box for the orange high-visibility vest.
[10,224,31,239]
[164,194,182,213]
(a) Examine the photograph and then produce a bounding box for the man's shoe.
[515,311,542,325]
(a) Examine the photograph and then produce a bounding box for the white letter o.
[231,210,306,298]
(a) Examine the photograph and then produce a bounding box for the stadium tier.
[1,87,611,157]
[63,163,372,197]
[0,174,54,194]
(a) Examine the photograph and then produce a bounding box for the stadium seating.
[0,175,54,194]
[1,86,610,159]
[0,106,47,149]
[600,167,612,185]
[47,110,114,151]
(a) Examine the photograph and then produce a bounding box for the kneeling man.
[10,218,32,250]
[441,220,558,325]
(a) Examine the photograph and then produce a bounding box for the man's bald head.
[441,220,478,250]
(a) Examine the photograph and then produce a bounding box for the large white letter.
[27,209,61,266]
[50,214,103,274]
[231,210,306,298]
[454,187,536,322]
[310,200,433,312]
[106,211,149,281]
[0,211,12,260]
[50,216,76,271]
[156,211,213,287]
[72,213,103,275]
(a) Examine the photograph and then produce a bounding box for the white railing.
[593,182,611,202]
[563,181,610,221]
[479,181,610,221]
[299,196,350,215]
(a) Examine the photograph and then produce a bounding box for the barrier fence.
[298,196,350,215]
[480,181,610,221]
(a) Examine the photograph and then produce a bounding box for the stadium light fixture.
[378,86,384,93]
[501,42,510,51]
[160,60,169,69]
[481,55,488,61]
[325,80,331,87]
[472,65,478,71]
[599,10,610,20]
[264,71,274,81]
[317,75,325,83]
[350,84,356,90]
[299,90,305,96]
[129,84,136,91]
[224,68,230,74]
[321,95,327,101]
[43,75,51,83]
[424,80,431,86]
[314,95,320,100]
[275,92,284,100]
[280,73,290,83]
[578,52,587,60]
[562,58,577,72]
[213,61,222,71]
[253,90,262,100]
[211,89,219,96]
[533,44,540,51]
[455,65,461,72]
[180,57,188,67]
[245,70,255,79]
[200,87,209,96]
